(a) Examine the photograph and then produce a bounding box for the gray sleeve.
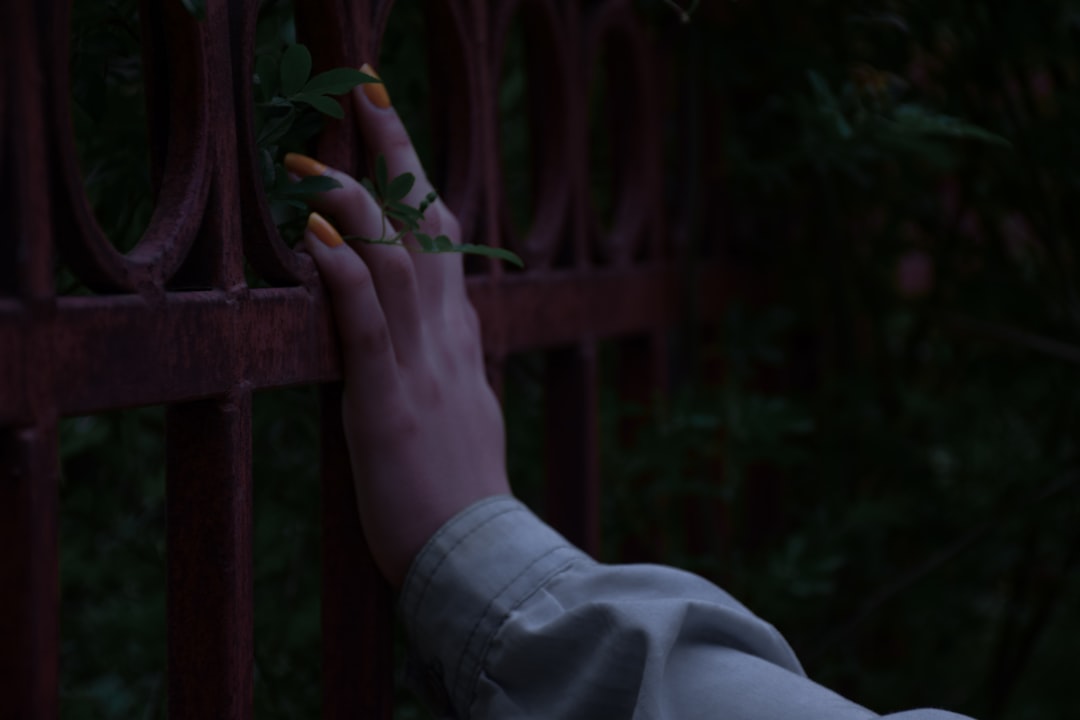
[399,496,974,720]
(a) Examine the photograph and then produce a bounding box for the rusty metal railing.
[0,0,728,717]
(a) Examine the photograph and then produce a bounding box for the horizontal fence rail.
[0,0,722,717]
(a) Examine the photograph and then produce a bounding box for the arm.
[400,496,975,720]
[299,67,975,720]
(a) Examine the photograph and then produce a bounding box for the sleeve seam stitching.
[459,551,585,713]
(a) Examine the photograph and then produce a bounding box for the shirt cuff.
[399,495,588,717]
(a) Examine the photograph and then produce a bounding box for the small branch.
[942,313,1080,365]
[341,236,407,249]
[985,525,1080,719]
[140,671,164,720]
[658,0,700,24]
[808,472,1079,662]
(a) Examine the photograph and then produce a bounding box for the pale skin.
[296,71,511,589]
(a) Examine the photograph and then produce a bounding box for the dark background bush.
[61,1,1078,718]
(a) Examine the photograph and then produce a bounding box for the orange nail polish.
[359,63,392,109]
[308,212,344,248]
[284,152,327,178]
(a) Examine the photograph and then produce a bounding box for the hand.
[294,67,511,588]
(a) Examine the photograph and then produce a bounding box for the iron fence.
[0,0,728,716]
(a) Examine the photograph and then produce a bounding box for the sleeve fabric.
[399,495,975,720]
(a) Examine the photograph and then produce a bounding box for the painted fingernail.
[359,63,392,109]
[284,152,327,178]
[307,212,344,248]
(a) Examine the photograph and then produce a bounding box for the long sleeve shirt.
[400,495,975,720]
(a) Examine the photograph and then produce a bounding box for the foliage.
[603,3,1080,719]
[69,0,152,256]
[252,41,379,237]
[68,0,518,272]
[59,408,167,718]
[343,156,525,268]
[658,0,700,25]
[60,1,1079,720]
[251,15,521,266]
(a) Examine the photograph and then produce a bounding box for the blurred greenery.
[69,0,151,258]
[613,3,1079,719]
[60,0,1077,719]
[59,408,166,719]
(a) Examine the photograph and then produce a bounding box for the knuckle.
[342,321,393,358]
[377,253,415,287]
[413,370,444,408]
[349,401,418,444]
[464,302,481,335]
[447,298,481,340]
[382,405,421,440]
[454,309,480,346]
[384,125,413,155]
[419,206,460,241]
[331,258,375,294]
[320,171,361,205]
[434,307,482,371]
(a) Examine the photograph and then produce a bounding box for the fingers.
[352,64,465,301]
[304,214,401,407]
[287,154,424,363]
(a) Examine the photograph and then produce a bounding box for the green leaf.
[360,178,377,196]
[433,235,454,251]
[180,0,205,20]
[272,164,289,192]
[255,55,279,101]
[256,108,296,147]
[279,175,343,196]
[385,173,415,202]
[303,68,378,96]
[293,93,344,119]
[807,70,853,140]
[277,197,310,210]
[388,201,422,221]
[891,104,1011,147]
[375,155,389,197]
[259,149,276,190]
[259,97,294,109]
[414,233,435,252]
[281,44,312,97]
[387,210,422,230]
[455,244,525,268]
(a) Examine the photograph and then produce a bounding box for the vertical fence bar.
[614,332,671,562]
[166,388,254,719]
[1,0,60,713]
[615,333,670,422]
[545,340,601,555]
[0,426,59,720]
[320,385,394,720]
[692,324,733,577]
[4,0,54,302]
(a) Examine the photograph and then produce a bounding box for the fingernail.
[307,212,344,248]
[284,152,327,178]
[359,63,392,109]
